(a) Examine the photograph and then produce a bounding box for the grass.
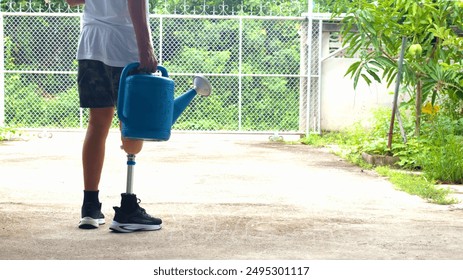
[375,166,458,205]
[0,126,22,141]
[300,132,459,205]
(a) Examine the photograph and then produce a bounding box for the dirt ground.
[0,131,462,260]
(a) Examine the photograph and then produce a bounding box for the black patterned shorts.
[77,60,123,108]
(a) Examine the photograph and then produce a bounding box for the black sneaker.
[109,201,162,233]
[79,202,105,229]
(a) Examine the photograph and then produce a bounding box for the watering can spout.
[172,75,212,125]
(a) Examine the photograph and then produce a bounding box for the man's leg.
[79,107,114,229]
[83,107,115,190]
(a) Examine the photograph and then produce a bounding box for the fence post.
[299,17,308,134]
[0,13,4,127]
[306,14,313,136]
[316,19,322,134]
[238,16,243,131]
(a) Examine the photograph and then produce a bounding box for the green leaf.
[369,60,383,69]
[367,69,382,83]
[353,67,362,89]
[376,56,398,68]
[385,68,398,87]
[345,61,362,78]
[349,38,364,55]
[361,73,372,85]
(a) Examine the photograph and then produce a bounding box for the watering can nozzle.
[193,75,212,97]
[170,75,212,125]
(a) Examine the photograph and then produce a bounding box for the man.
[66,0,162,232]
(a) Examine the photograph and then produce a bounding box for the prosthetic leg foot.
[109,154,162,233]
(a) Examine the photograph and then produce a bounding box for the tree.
[332,0,463,136]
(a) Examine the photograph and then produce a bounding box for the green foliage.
[300,133,325,146]
[416,114,463,184]
[335,0,463,90]
[160,17,303,131]
[302,105,463,180]
[4,15,79,92]
[4,75,81,128]
[0,126,22,141]
[332,0,463,137]
[300,106,461,204]
[3,4,303,131]
[4,24,81,128]
[417,135,463,184]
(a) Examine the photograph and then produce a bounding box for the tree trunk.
[415,79,422,137]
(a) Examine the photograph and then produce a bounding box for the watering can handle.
[117,62,170,123]
[156,65,169,77]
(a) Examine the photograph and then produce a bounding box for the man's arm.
[127,0,158,73]
[66,0,85,6]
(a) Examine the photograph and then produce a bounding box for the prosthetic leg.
[109,151,163,233]
[113,64,212,233]
[125,154,136,194]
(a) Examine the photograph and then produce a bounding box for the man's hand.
[127,0,158,73]
[138,45,158,73]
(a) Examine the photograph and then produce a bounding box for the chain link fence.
[0,1,329,134]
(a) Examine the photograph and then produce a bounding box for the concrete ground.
[0,131,462,260]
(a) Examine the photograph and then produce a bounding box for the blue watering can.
[117,62,212,141]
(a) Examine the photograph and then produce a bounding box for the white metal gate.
[0,1,327,136]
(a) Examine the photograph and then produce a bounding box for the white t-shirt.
[76,0,149,67]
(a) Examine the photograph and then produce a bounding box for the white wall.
[319,33,394,131]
